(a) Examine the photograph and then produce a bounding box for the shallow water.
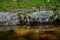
[0,24,60,31]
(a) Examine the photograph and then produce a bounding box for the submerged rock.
[27,11,54,25]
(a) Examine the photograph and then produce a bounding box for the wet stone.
[27,11,54,23]
[0,12,19,31]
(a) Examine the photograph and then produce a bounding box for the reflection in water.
[0,24,60,31]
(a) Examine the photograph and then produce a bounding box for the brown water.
[0,24,60,31]
[0,25,60,40]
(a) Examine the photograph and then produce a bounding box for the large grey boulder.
[27,11,54,24]
[0,12,18,26]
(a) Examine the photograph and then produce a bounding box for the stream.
[0,24,60,31]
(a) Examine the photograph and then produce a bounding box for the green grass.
[0,0,59,12]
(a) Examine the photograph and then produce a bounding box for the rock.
[0,12,18,26]
[27,11,54,25]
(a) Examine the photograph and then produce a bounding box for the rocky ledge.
[0,11,60,31]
